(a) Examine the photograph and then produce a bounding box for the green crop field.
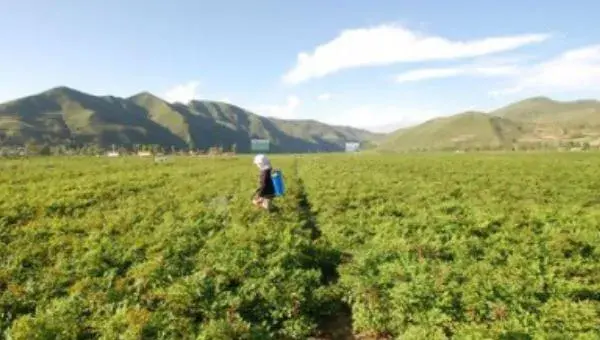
[1,153,599,339]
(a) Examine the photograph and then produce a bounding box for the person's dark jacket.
[255,168,275,198]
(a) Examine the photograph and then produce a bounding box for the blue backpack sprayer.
[271,169,285,196]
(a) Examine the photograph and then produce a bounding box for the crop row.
[297,153,600,339]
[1,156,339,339]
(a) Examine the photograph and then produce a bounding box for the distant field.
[1,154,599,339]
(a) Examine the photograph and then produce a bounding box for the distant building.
[107,151,119,157]
[345,142,360,152]
[251,139,270,152]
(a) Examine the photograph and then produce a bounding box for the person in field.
[252,154,276,210]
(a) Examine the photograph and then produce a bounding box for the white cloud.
[317,93,332,101]
[491,45,600,95]
[255,95,301,119]
[395,68,464,83]
[282,23,550,84]
[163,81,201,103]
[395,64,519,83]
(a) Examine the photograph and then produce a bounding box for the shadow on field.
[311,303,355,340]
[292,160,357,340]
[295,177,322,240]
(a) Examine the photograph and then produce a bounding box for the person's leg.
[253,196,266,208]
[261,198,271,210]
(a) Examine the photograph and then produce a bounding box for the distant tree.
[118,146,128,155]
[39,144,51,156]
[25,141,39,155]
[50,146,61,156]
[81,145,94,155]
[582,142,591,151]
[88,145,96,155]
[188,139,196,151]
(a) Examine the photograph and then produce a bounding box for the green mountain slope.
[492,96,600,125]
[0,87,379,153]
[0,87,185,147]
[128,92,192,144]
[379,97,600,152]
[490,97,600,145]
[379,111,525,151]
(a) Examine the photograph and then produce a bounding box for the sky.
[2,0,600,132]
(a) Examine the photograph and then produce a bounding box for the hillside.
[379,97,600,152]
[492,96,600,125]
[5,88,599,154]
[0,87,380,153]
[379,111,526,151]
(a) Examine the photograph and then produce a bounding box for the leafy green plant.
[2,153,599,338]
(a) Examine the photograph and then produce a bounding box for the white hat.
[253,154,271,170]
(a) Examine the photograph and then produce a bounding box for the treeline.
[0,142,239,157]
[403,140,596,153]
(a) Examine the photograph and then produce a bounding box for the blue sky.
[2,0,600,131]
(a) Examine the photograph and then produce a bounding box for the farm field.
[1,153,600,339]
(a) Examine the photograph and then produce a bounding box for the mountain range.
[378,96,600,152]
[0,87,379,153]
[1,87,600,153]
